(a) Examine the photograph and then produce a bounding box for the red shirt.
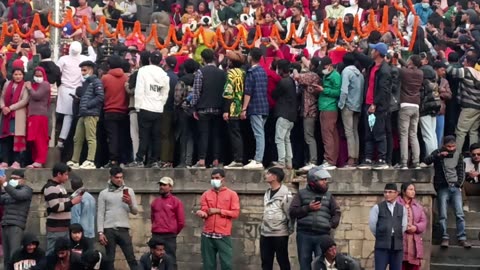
[151,193,185,235]
[366,64,380,105]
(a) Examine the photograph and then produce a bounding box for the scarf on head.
[2,79,24,135]
[32,66,51,106]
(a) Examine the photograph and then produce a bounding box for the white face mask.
[33,76,43,83]
[210,179,222,189]
[421,2,430,9]
[81,74,90,82]
[322,68,331,75]
[349,0,356,6]
[8,179,19,187]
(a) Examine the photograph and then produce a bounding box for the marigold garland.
[1,7,418,52]
[409,15,420,51]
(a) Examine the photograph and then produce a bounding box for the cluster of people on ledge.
[0,146,477,269]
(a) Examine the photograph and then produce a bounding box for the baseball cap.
[165,56,177,69]
[158,177,174,186]
[369,42,388,56]
[307,167,331,182]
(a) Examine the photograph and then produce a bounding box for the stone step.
[431,245,480,265]
[432,227,480,245]
[447,211,480,228]
[430,263,480,270]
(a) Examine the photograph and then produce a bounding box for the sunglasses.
[472,153,480,157]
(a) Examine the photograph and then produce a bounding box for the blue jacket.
[414,3,433,25]
[338,65,364,112]
[71,192,96,238]
[77,75,104,117]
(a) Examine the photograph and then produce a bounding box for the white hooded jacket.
[134,64,170,113]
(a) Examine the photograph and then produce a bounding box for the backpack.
[421,77,441,114]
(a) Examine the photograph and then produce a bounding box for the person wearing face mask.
[66,61,104,170]
[289,167,341,270]
[25,67,50,168]
[150,177,185,269]
[195,168,240,270]
[414,0,433,25]
[424,136,471,248]
[312,56,341,170]
[0,170,33,270]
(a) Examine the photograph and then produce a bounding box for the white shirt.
[325,258,338,270]
[343,5,364,17]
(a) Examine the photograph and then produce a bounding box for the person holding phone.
[289,167,341,270]
[97,166,139,269]
[0,169,33,269]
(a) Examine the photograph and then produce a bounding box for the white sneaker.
[300,163,316,172]
[67,161,80,169]
[243,160,264,170]
[420,162,431,168]
[80,160,96,169]
[321,161,337,170]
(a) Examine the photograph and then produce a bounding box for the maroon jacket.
[151,193,185,235]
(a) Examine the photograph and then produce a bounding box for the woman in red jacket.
[397,182,427,270]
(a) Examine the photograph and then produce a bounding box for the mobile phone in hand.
[315,196,323,203]
[123,188,129,196]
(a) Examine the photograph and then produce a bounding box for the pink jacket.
[397,197,427,259]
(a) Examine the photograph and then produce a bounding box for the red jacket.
[200,187,240,236]
[151,193,185,235]
[102,68,129,114]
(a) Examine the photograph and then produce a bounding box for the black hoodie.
[8,233,46,270]
[70,223,90,254]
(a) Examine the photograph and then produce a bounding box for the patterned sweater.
[42,180,72,232]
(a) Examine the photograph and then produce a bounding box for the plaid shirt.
[244,65,269,116]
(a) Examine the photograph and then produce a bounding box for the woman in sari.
[397,181,427,270]
[0,68,29,168]
[26,67,50,168]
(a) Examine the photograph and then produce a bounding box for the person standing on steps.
[424,135,472,248]
[369,183,407,270]
[151,176,185,269]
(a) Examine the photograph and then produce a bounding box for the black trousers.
[228,119,243,162]
[136,110,161,163]
[104,228,138,270]
[197,113,221,160]
[175,110,194,166]
[363,105,387,161]
[104,112,129,163]
[152,233,178,270]
[0,136,23,165]
[159,112,174,162]
[260,235,291,270]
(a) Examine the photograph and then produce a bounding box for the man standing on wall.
[196,169,240,270]
[289,167,341,270]
[42,163,82,255]
[369,183,407,270]
[97,166,139,269]
[260,167,293,270]
[151,177,185,269]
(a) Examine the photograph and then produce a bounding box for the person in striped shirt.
[42,163,82,255]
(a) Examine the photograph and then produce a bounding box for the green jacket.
[218,2,243,21]
[318,70,341,111]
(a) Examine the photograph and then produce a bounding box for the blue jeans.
[250,115,267,162]
[436,115,445,147]
[374,248,402,270]
[275,117,294,166]
[46,231,69,255]
[437,186,466,240]
[296,231,323,270]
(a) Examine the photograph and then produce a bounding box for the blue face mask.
[421,3,430,9]
[210,179,222,189]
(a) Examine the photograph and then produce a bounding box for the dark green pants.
[201,235,232,270]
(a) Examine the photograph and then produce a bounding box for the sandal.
[26,162,43,169]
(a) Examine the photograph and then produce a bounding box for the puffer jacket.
[260,185,294,237]
[424,149,465,190]
[0,183,33,229]
[77,75,104,117]
[420,65,441,116]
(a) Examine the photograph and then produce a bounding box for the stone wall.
[20,168,434,270]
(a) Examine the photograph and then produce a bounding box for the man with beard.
[150,177,185,269]
[289,167,341,270]
[140,239,174,270]
[9,233,46,270]
[465,143,480,184]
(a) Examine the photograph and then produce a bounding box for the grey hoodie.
[260,185,294,237]
[338,65,365,112]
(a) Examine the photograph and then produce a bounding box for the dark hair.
[343,53,356,66]
[470,143,480,152]
[150,51,163,65]
[267,167,285,182]
[276,59,290,74]
[197,1,210,12]
[466,54,478,66]
[107,55,123,69]
[184,59,199,73]
[69,223,84,233]
[201,49,215,63]
[140,51,151,66]
[409,55,422,68]
[70,174,83,191]
[52,163,71,177]
[148,238,165,249]
[12,67,25,75]
[310,56,321,70]
[185,2,194,7]
[109,166,123,177]
[93,32,103,40]
[367,30,382,44]
[39,46,51,59]
[121,60,131,73]
[400,181,415,198]
[249,48,263,62]
[448,52,460,62]
[443,135,456,145]
[54,237,70,253]
[211,168,225,177]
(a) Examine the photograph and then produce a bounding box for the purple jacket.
[397,197,427,259]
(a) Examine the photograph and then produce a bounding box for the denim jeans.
[250,115,267,162]
[419,115,438,157]
[46,231,69,255]
[296,231,323,270]
[436,114,445,147]
[437,186,466,240]
[275,117,294,166]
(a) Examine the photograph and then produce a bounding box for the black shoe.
[357,160,373,169]
[373,160,390,170]
[103,161,118,169]
[459,240,472,248]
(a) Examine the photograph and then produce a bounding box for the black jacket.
[46,252,83,270]
[8,233,46,270]
[390,65,401,112]
[312,254,362,270]
[0,184,33,229]
[140,252,174,270]
[272,76,298,122]
[38,60,62,87]
[424,149,465,190]
[77,75,104,117]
